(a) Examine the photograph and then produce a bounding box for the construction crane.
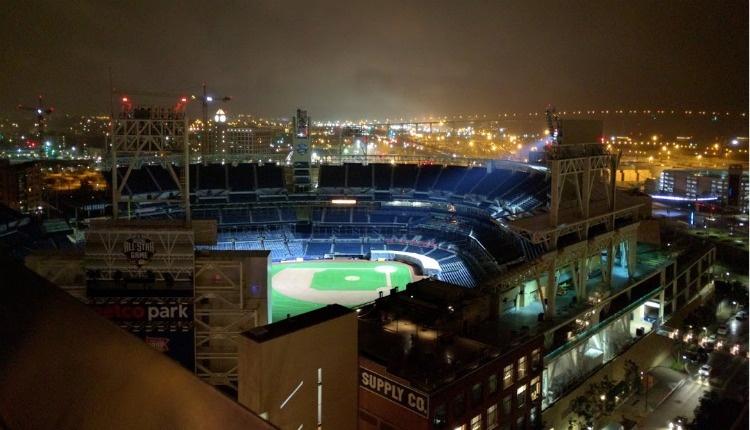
[17,95,54,148]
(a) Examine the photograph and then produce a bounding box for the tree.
[692,390,744,429]
[570,377,619,429]
[623,360,641,394]
[570,395,595,429]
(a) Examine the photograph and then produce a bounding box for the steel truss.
[193,257,265,394]
[84,224,195,282]
[110,112,191,221]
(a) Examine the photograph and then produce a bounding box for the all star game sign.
[123,235,155,266]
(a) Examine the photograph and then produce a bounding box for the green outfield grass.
[270,260,413,322]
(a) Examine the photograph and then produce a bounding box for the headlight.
[668,422,674,429]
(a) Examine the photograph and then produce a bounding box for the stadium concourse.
[15,161,549,319]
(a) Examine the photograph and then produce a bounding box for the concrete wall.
[238,312,358,430]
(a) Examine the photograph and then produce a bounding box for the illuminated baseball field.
[270,260,413,322]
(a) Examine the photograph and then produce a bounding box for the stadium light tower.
[109,97,191,221]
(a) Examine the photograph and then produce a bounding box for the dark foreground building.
[0,258,275,430]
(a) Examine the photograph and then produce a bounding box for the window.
[531,349,541,370]
[516,385,526,409]
[530,377,540,402]
[433,404,447,428]
[453,393,466,418]
[503,364,514,389]
[488,374,498,395]
[317,368,323,427]
[453,426,466,430]
[517,356,527,381]
[530,407,539,426]
[471,382,483,406]
[486,404,498,429]
[502,395,512,415]
[470,414,481,430]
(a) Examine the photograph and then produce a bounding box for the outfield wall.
[370,250,441,276]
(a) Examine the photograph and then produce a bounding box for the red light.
[122,97,129,103]
[180,97,187,103]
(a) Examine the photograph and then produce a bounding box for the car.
[682,350,699,363]
[698,364,711,378]
[735,311,747,321]
[717,324,728,336]
[668,416,687,430]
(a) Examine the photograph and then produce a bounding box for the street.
[636,298,749,429]
[640,375,706,429]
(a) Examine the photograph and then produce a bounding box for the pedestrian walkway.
[601,362,689,428]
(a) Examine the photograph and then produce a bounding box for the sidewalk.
[602,364,688,427]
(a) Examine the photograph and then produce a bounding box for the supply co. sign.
[359,367,428,417]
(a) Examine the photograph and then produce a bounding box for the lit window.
[517,356,527,381]
[470,414,481,430]
[530,377,541,402]
[486,404,498,429]
[454,425,466,430]
[503,364,513,389]
[516,385,526,408]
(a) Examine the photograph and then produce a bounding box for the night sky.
[2,0,747,119]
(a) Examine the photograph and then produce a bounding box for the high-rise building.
[0,159,43,213]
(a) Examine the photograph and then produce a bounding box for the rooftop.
[244,304,352,343]
[357,279,537,393]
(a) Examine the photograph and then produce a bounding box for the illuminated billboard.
[89,293,195,371]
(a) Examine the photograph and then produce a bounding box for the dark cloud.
[1,0,746,120]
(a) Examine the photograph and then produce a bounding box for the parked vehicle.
[717,324,728,336]
[698,364,711,378]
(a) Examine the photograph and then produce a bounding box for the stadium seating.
[102,161,551,290]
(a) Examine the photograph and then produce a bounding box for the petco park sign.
[93,302,190,322]
[359,368,429,417]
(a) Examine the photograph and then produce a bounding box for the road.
[640,375,706,429]
[638,349,747,429]
[639,307,748,429]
